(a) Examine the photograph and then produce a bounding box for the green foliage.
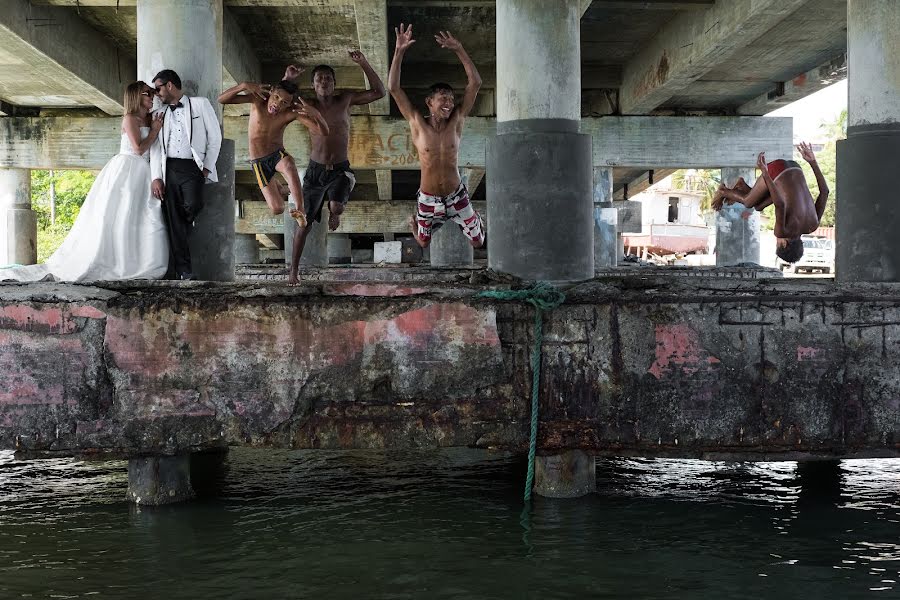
[670,169,721,211]
[31,169,97,261]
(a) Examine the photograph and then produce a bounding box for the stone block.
[613,200,642,233]
[374,241,402,263]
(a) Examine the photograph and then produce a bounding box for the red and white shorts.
[415,182,484,245]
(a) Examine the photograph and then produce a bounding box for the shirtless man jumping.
[388,24,485,250]
[713,142,829,264]
[285,50,387,284]
[218,77,329,227]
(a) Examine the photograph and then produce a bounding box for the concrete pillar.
[138,0,233,281]
[837,0,900,282]
[327,233,352,265]
[487,0,593,282]
[233,233,259,265]
[0,168,36,266]
[592,167,616,268]
[190,139,235,280]
[430,224,474,266]
[716,168,761,266]
[127,454,195,505]
[286,184,327,268]
[534,450,596,498]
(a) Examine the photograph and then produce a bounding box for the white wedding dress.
[0,127,169,282]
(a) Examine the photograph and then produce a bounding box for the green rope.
[479,282,565,503]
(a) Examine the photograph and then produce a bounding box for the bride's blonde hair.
[123,81,150,115]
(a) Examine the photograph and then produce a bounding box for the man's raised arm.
[388,23,418,122]
[436,31,481,118]
[218,82,270,105]
[348,51,387,106]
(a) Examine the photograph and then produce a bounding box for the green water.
[1,449,898,599]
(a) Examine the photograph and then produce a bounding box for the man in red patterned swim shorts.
[712,142,830,265]
[388,23,485,249]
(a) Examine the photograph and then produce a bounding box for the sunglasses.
[140,90,154,97]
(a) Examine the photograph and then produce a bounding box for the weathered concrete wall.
[1,277,899,461]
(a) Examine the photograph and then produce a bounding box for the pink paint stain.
[797,346,824,362]
[648,324,721,380]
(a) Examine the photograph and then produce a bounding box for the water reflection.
[1,450,898,599]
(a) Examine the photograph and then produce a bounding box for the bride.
[0,81,169,282]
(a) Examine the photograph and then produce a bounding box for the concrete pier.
[592,167,617,268]
[716,168,761,266]
[837,0,900,282]
[535,451,596,498]
[0,168,36,266]
[487,0,593,282]
[127,455,195,506]
[234,233,259,265]
[138,0,234,281]
[430,224,474,266]
[327,233,352,265]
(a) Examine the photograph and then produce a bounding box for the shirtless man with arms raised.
[218,77,329,226]
[285,51,386,284]
[388,24,485,250]
[713,142,829,264]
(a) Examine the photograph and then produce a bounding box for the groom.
[150,69,222,280]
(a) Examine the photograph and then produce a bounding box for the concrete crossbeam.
[223,8,261,87]
[353,0,389,116]
[738,54,847,116]
[236,200,488,235]
[588,116,793,169]
[0,0,134,115]
[618,0,808,115]
[0,115,791,170]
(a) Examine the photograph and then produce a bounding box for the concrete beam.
[617,168,677,200]
[223,8,261,87]
[618,0,808,115]
[236,200,488,234]
[588,116,794,169]
[738,54,847,116]
[1,115,790,170]
[353,0,389,116]
[0,0,134,115]
[590,0,714,8]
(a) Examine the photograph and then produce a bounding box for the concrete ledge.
[1,276,899,461]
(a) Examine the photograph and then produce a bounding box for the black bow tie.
[168,102,184,111]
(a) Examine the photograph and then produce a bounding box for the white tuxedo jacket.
[150,95,223,183]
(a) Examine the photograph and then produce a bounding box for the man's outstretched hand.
[797,141,817,164]
[348,50,368,64]
[395,23,416,52]
[283,64,304,82]
[435,30,462,51]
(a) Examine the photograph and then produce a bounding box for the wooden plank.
[618,0,808,115]
[375,170,393,200]
[237,200,488,234]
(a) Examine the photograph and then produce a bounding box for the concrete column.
[592,167,616,268]
[487,0,593,282]
[716,168,761,266]
[190,139,235,280]
[534,450,596,498]
[127,454,195,505]
[0,168,36,266]
[837,0,900,282]
[233,233,259,265]
[327,233,352,265]
[430,224,474,266]
[138,0,233,281]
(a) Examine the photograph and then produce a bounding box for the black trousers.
[163,158,205,279]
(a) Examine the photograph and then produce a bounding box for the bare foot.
[711,184,726,211]
[290,208,307,229]
[328,210,341,231]
[407,215,428,248]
